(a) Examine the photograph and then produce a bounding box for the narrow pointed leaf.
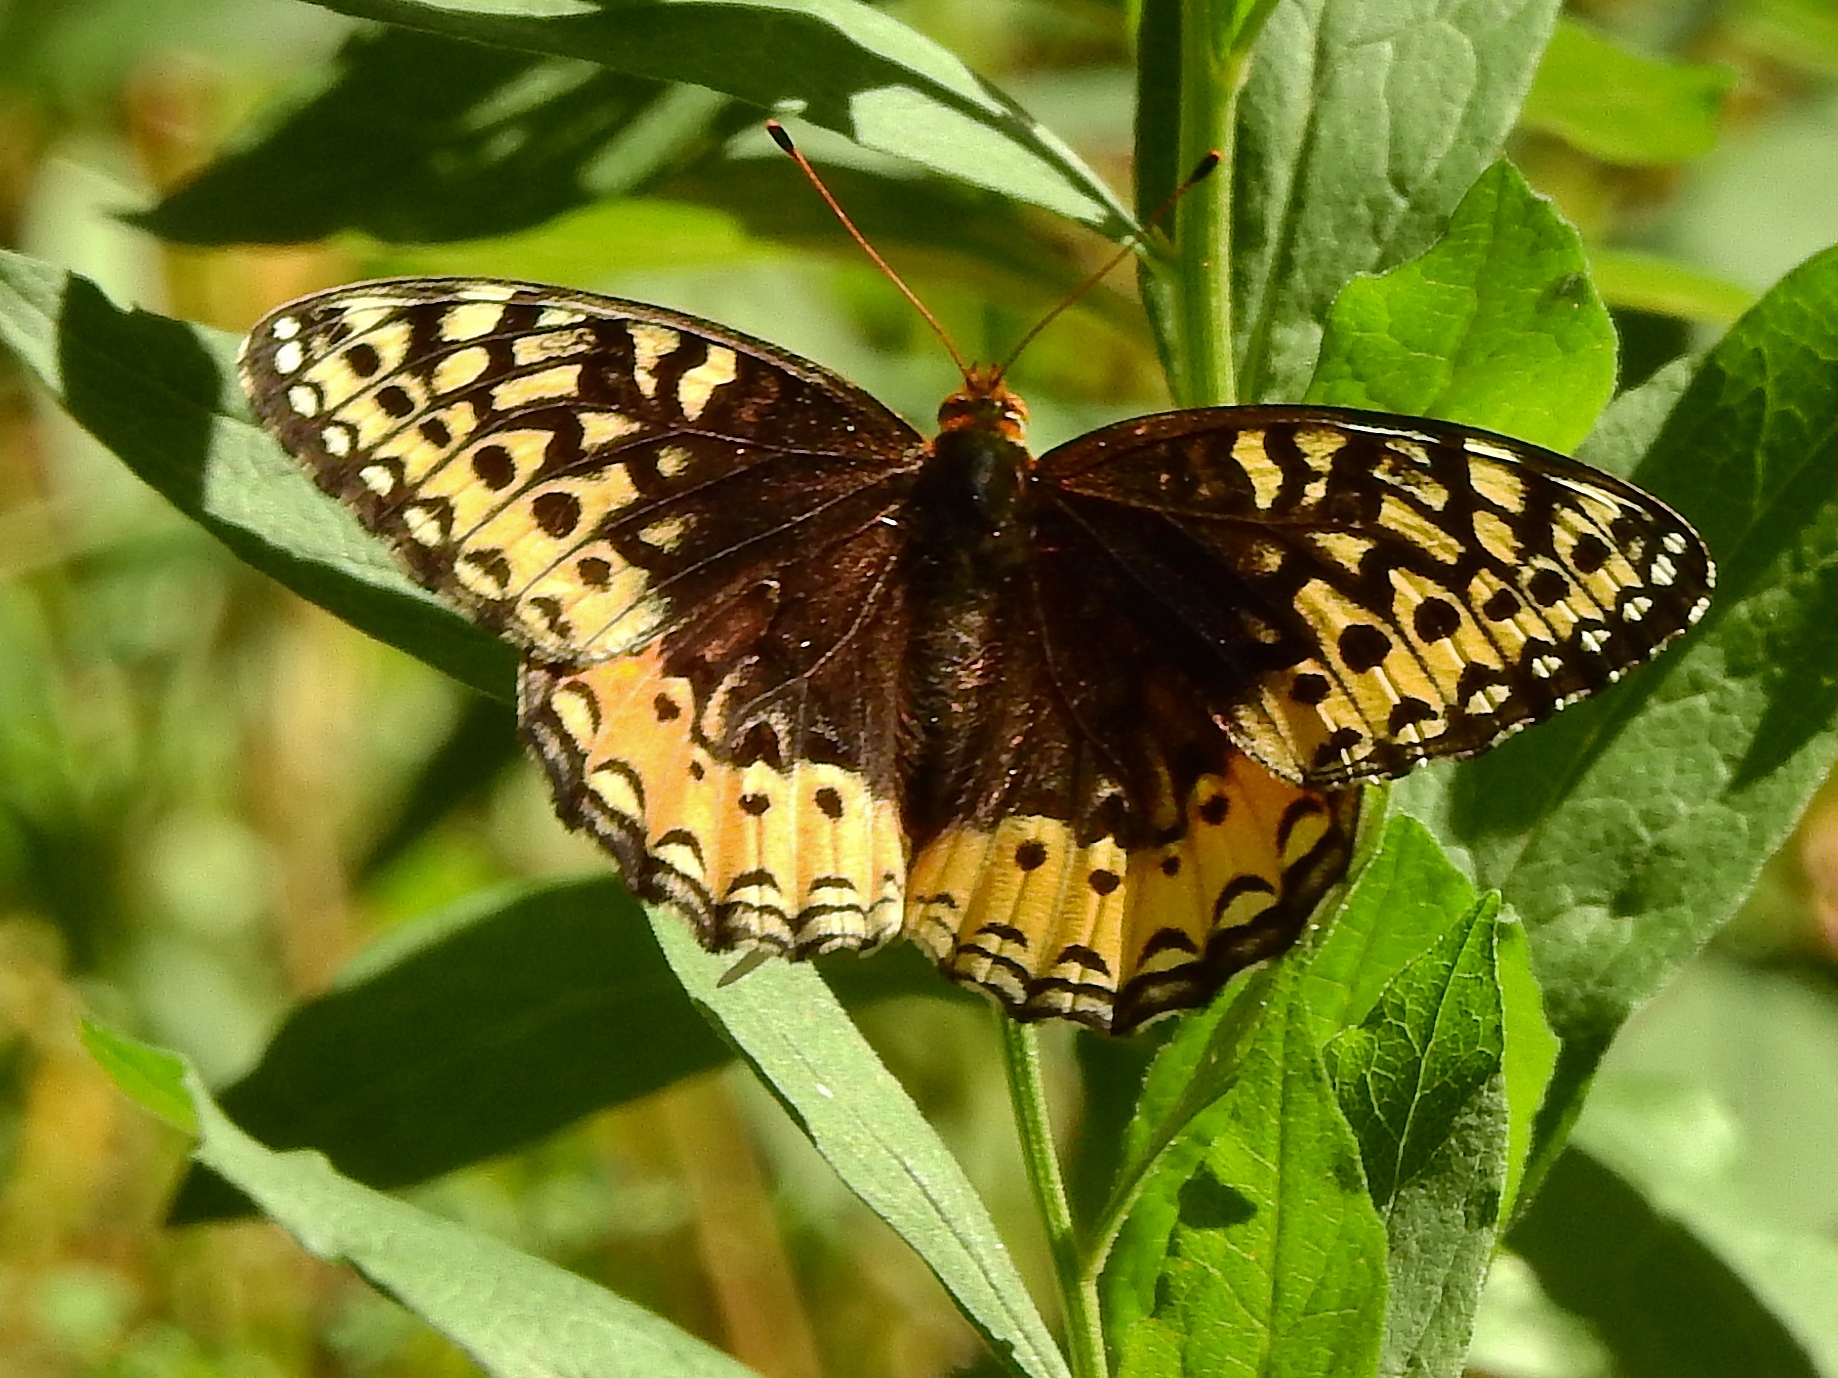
[1521,19,1734,166]
[142,27,720,244]
[1327,897,1508,1378]
[144,25,1116,322]
[1588,250,1755,326]
[0,250,514,698]
[84,1024,762,1378]
[286,0,1132,236]
[166,877,722,1221]
[80,1021,197,1134]
[1495,918,1559,1221]
[164,875,964,1223]
[652,916,1070,1378]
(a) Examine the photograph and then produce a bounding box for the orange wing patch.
[520,651,907,957]
[906,756,1358,1035]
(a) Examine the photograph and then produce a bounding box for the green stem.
[1172,18,1245,406]
[1000,1018,1107,1378]
[1162,0,1281,407]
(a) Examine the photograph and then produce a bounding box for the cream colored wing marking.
[521,651,908,956]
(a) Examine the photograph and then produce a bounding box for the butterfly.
[239,276,1713,1035]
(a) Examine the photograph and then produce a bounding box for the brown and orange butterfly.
[239,276,1711,1035]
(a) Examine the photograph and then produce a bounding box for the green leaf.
[90,1026,762,1378]
[1103,960,1388,1378]
[1600,959,1838,1231]
[1302,813,1479,1037]
[165,876,721,1221]
[1738,0,1838,73]
[1100,813,1479,1265]
[1397,244,1838,1169]
[1325,900,1501,1211]
[1129,0,1181,232]
[650,915,1070,1378]
[1467,245,1838,1022]
[1571,1072,1838,1374]
[1305,160,1617,452]
[1096,963,1281,1262]
[164,874,967,1222]
[1232,0,1561,403]
[1068,1030,1169,1238]
[1521,19,1734,166]
[0,249,515,699]
[150,882,1043,1368]
[1510,1127,1833,1378]
[287,0,1132,237]
[142,27,727,244]
[1495,918,1558,1222]
[80,1020,197,1134]
[144,27,1123,336]
[1326,896,1507,1378]
[1589,248,1755,326]
[1573,354,1699,482]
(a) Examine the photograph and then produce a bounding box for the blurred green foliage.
[0,0,1836,1376]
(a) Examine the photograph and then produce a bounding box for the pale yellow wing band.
[905,756,1358,1035]
[521,652,907,956]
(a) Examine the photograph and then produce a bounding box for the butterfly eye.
[935,386,1028,441]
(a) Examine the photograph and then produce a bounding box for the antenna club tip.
[766,120,795,154]
[1186,150,1223,185]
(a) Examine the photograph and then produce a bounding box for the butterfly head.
[937,367,1029,446]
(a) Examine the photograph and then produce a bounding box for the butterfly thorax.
[900,379,1040,842]
[915,380,1032,572]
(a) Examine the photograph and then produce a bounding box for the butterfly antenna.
[767,120,973,379]
[994,150,1222,379]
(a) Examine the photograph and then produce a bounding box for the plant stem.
[1165,0,1278,407]
[1000,1017,1107,1378]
